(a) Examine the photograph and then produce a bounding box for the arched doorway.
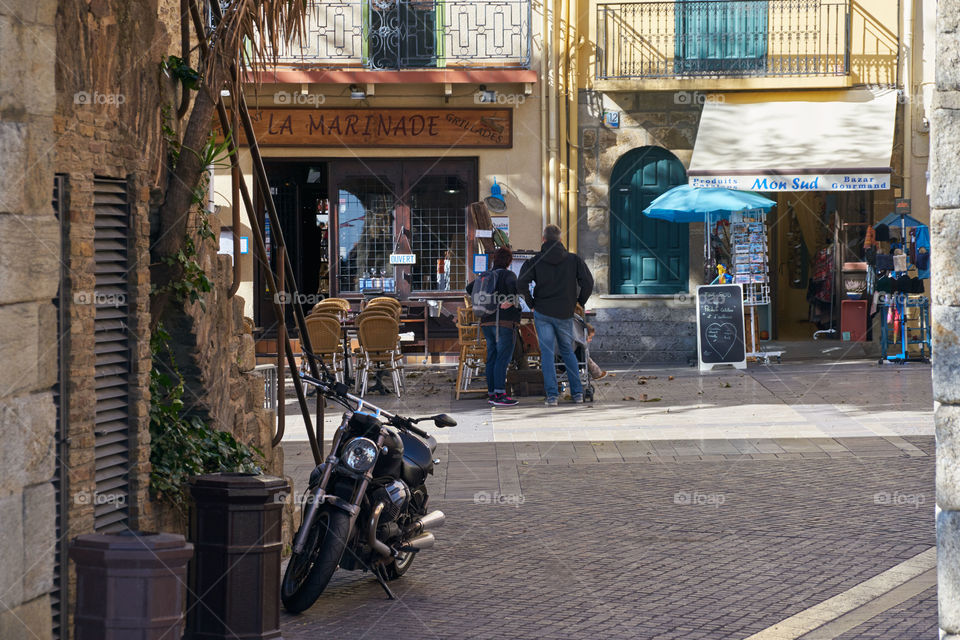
[609,147,688,294]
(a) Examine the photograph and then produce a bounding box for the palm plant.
[151,0,308,326]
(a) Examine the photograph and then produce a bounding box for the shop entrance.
[255,157,476,333]
[770,191,873,340]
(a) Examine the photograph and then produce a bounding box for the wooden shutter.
[92,178,131,532]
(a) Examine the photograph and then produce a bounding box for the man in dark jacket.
[517,224,594,406]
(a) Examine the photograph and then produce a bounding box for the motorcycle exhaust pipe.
[405,510,445,537]
[368,503,393,559]
[405,532,435,551]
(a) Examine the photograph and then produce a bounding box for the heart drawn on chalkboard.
[705,322,738,360]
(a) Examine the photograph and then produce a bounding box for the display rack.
[729,210,783,363]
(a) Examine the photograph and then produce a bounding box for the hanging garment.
[807,246,834,330]
[915,225,931,278]
[810,247,834,304]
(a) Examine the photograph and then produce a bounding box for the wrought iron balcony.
[274,0,532,70]
[596,0,851,79]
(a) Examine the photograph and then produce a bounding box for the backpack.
[471,269,500,316]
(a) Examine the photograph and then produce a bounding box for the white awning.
[688,89,898,191]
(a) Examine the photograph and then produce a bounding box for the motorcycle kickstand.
[373,566,397,600]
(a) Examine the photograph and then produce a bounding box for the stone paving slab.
[280,436,935,640]
[279,361,934,444]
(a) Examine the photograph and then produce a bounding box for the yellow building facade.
[216,0,581,342]
[575,0,935,359]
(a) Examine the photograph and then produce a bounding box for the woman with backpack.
[465,247,520,406]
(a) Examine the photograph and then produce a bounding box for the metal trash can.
[186,472,289,640]
[69,531,193,640]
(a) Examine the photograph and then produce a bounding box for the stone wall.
[932,0,960,636]
[577,90,703,363]
[155,241,292,539]
[0,2,59,638]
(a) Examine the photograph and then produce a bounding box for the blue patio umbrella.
[643,185,777,264]
[642,185,776,222]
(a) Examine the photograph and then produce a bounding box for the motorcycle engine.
[372,479,410,522]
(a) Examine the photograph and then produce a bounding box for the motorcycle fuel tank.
[400,432,434,487]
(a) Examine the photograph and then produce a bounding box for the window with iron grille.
[337,176,397,292]
[409,175,467,291]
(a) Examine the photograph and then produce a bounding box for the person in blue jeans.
[465,247,520,406]
[517,224,594,406]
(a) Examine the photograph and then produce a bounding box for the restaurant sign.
[689,174,892,191]
[233,108,512,148]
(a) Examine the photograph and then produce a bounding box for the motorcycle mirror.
[432,414,457,428]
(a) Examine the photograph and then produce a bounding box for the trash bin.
[69,531,193,640]
[186,472,289,640]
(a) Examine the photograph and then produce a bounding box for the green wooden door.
[610,148,688,294]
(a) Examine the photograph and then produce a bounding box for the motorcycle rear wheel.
[281,505,351,613]
[379,549,415,580]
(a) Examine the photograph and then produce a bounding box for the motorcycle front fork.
[293,414,350,555]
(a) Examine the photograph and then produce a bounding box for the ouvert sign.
[231,107,513,148]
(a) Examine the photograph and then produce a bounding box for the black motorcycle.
[281,373,456,612]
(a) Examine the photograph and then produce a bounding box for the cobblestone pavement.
[280,436,936,639]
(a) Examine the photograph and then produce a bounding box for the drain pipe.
[229,161,241,297]
[901,0,913,202]
[540,2,549,231]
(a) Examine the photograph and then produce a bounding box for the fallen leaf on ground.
[668,375,674,380]
[644,397,662,402]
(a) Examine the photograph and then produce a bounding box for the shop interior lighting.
[444,177,461,194]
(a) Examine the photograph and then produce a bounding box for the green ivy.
[151,133,233,309]
[162,55,201,91]
[149,325,263,510]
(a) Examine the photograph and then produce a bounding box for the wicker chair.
[455,316,488,400]
[359,306,405,387]
[304,314,346,382]
[311,299,349,321]
[321,297,352,312]
[364,301,401,321]
[367,296,401,311]
[355,314,404,397]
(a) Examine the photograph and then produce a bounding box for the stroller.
[521,312,597,402]
[556,311,595,402]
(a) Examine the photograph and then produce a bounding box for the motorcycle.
[281,372,456,612]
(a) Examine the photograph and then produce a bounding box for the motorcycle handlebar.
[301,372,419,428]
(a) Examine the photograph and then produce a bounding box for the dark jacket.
[517,241,593,319]
[465,268,521,325]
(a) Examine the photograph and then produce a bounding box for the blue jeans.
[533,311,583,399]
[481,324,515,394]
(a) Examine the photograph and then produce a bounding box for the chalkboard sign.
[696,284,747,372]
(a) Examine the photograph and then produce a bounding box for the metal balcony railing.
[274,0,532,70]
[596,0,851,79]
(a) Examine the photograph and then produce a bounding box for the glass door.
[329,158,476,297]
[330,161,402,294]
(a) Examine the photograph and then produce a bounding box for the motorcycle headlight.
[342,437,378,472]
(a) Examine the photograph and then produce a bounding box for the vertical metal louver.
[92,177,131,532]
[51,175,66,640]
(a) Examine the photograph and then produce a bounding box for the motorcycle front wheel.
[281,505,351,613]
